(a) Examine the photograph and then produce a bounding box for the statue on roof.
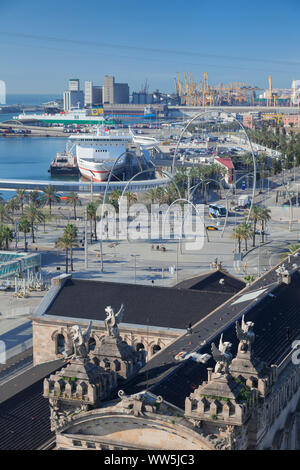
[105,304,124,338]
[236,315,255,354]
[69,321,92,358]
[211,334,232,376]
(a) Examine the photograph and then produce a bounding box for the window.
[88,337,96,352]
[152,344,161,355]
[57,334,65,354]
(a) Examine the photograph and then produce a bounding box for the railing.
[0,177,170,194]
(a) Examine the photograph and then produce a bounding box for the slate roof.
[122,262,300,409]
[44,272,244,330]
[0,359,64,450]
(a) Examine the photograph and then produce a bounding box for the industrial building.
[103,75,129,105]
[84,81,102,107]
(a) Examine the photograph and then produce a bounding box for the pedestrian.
[187,322,192,335]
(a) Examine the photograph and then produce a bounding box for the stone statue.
[211,333,232,376]
[236,315,255,353]
[69,321,92,358]
[104,304,124,337]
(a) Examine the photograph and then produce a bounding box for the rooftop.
[0,359,64,450]
[43,271,244,330]
[122,260,300,409]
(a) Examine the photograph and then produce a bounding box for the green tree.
[259,206,271,243]
[18,217,31,250]
[0,204,12,224]
[239,222,253,251]
[66,192,81,220]
[27,190,43,207]
[64,224,78,271]
[231,225,244,254]
[245,205,262,247]
[55,226,78,273]
[16,189,27,215]
[42,185,60,215]
[86,202,98,243]
[0,225,13,250]
[24,204,45,243]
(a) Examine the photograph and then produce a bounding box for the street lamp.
[131,254,140,284]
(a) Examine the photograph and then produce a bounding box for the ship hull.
[78,158,126,182]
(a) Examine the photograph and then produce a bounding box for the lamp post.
[131,254,140,284]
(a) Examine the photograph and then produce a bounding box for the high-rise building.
[103,75,129,104]
[0,80,6,105]
[84,81,102,107]
[69,79,80,91]
[63,90,84,111]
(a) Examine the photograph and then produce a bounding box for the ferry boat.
[14,108,117,126]
[104,105,156,120]
[65,127,160,182]
[68,129,134,182]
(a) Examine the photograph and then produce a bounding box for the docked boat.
[14,108,117,126]
[68,129,135,182]
[49,151,79,176]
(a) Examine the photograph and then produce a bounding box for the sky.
[0,0,300,94]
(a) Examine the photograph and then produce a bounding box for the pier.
[0,177,169,194]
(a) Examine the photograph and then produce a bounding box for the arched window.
[88,337,96,352]
[152,344,161,355]
[136,343,145,352]
[57,334,65,354]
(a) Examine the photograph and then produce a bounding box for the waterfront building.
[103,75,129,105]
[63,90,84,111]
[68,78,80,92]
[0,80,6,105]
[84,81,102,107]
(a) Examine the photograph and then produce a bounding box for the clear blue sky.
[0,0,300,94]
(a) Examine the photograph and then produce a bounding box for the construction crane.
[266,75,278,107]
[175,73,264,107]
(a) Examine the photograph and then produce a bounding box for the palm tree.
[108,190,122,212]
[66,192,81,220]
[146,188,158,203]
[0,204,12,224]
[259,206,271,243]
[239,222,253,251]
[24,204,45,243]
[64,224,78,271]
[16,189,27,215]
[27,190,43,207]
[0,225,13,250]
[124,191,137,207]
[231,225,244,254]
[7,197,20,219]
[42,185,60,215]
[245,205,262,247]
[55,233,70,274]
[86,202,98,243]
[18,217,31,251]
[280,244,300,260]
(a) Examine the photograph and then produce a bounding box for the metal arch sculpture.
[161,197,210,242]
[171,110,257,224]
[119,167,182,202]
[189,176,226,202]
[220,172,255,238]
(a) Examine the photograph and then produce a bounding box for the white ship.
[61,126,159,182]
[69,129,133,182]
